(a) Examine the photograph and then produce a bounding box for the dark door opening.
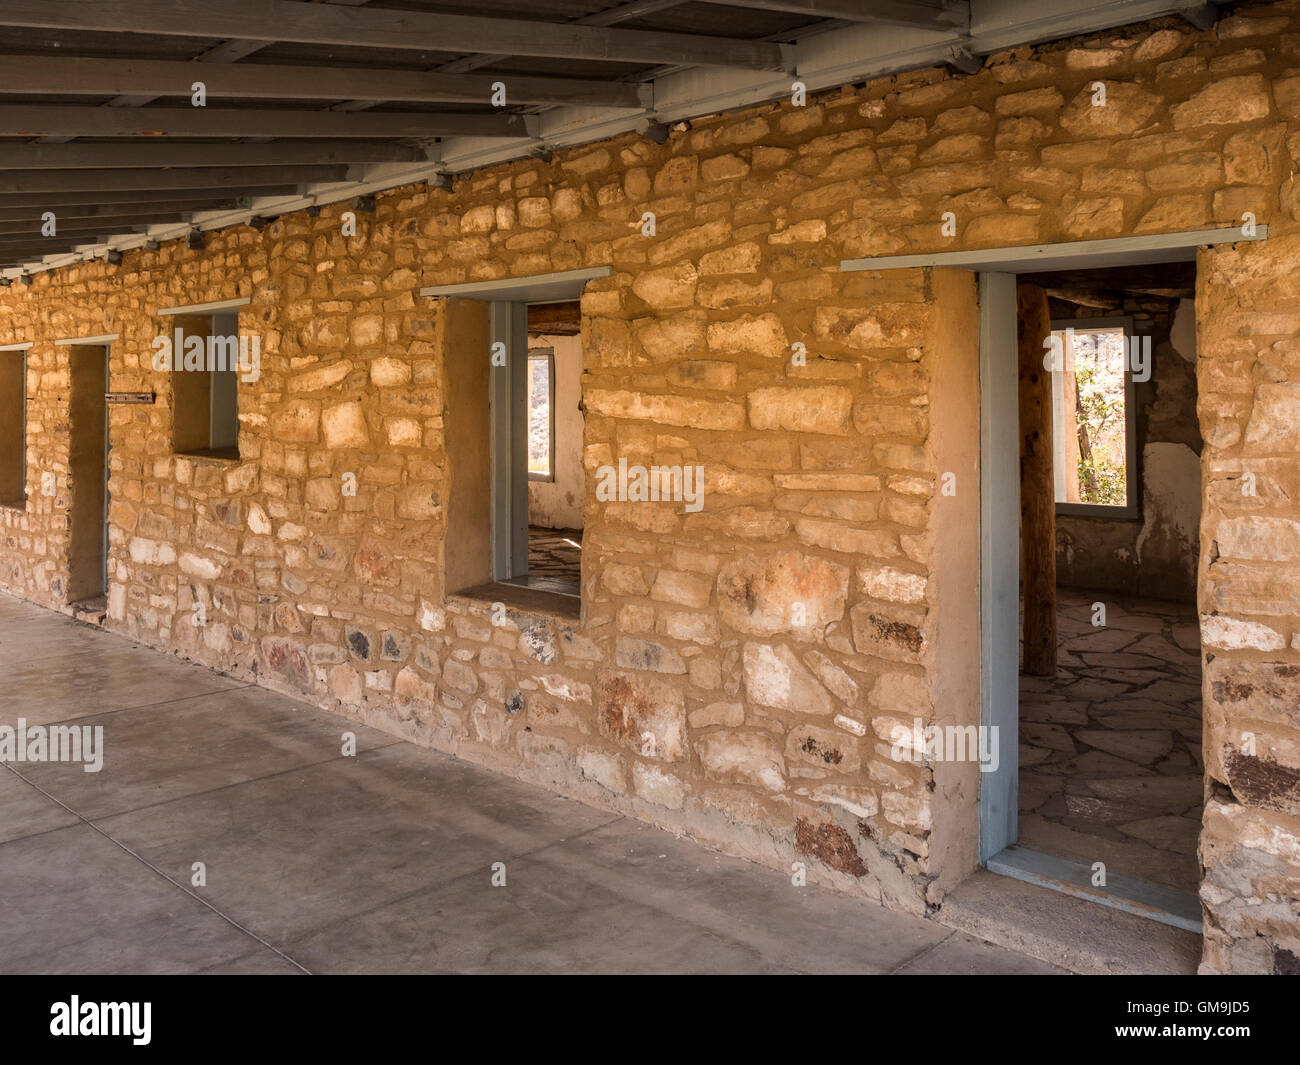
[67,343,110,606]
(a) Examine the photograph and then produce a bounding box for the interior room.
[521,300,583,597]
[1016,262,1203,903]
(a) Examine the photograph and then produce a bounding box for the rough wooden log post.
[1018,282,1057,676]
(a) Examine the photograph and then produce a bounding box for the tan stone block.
[289,361,350,392]
[787,724,860,772]
[688,701,744,728]
[1135,194,1209,233]
[603,562,649,596]
[577,746,627,791]
[717,550,848,637]
[850,604,927,663]
[1063,196,1126,238]
[698,276,773,309]
[699,241,761,275]
[665,360,737,390]
[386,417,422,447]
[631,262,698,310]
[1060,82,1160,136]
[701,154,750,182]
[633,313,706,361]
[321,401,370,448]
[748,386,852,436]
[743,642,833,714]
[994,87,1064,116]
[1171,75,1272,128]
[633,762,687,809]
[650,569,712,608]
[369,357,411,387]
[652,156,699,196]
[270,400,320,443]
[696,729,786,792]
[706,313,787,358]
[586,388,744,429]
[597,671,686,761]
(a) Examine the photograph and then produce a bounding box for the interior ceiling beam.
[0,106,525,140]
[0,186,299,208]
[0,165,349,193]
[0,140,426,170]
[418,0,688,82]
[0,198,256,223]
[699,0,968,31]
[0,0,788,71]
[0,54,645,110]
[0,212,205,236]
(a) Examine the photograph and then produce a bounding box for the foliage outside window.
[1049,320,1139,519]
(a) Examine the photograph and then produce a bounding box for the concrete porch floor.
[0,590,1062,975]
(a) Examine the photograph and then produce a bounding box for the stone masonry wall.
[1,3,1299,971]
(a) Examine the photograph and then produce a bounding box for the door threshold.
[987,845,1202,933]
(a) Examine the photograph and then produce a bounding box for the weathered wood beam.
[527,301,582,335]
[0,54,645,110]
[701,0,968,30]
[0,0,787,71]
[0,105,526,140]
[0,186,298,208]
[0,165,349,193]
[1017,282,1057,678]
[0,212,201,236]
[0,198,250,223]
[0,140,426,170]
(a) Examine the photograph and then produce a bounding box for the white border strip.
[157,297,251,316]
[0,342,32,351]
[841,226,1268,273]
[53,334,118,345]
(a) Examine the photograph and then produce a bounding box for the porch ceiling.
[0,0,1211,278]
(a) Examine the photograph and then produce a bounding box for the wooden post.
[1018,283,1057,676]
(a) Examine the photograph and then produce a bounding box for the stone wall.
[1,3,1299,971]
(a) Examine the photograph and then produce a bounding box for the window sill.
[0,499,26,512]
[452,581,581,622]
[175,447,241,464]
[1056,503,1140,522]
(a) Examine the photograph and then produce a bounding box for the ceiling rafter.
[0,54,646,110]
[0,106,528,140]
[0,0,789,71]
[0,141,427,169]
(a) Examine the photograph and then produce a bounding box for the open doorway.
[521,301,583,597]
[1003,261,1203,929]
[67,342,110,610]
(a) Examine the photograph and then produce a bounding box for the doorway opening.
[520,301,583,597]
[1003,261,1203,930]
[67,342,110,612]
[1013,263,1203,927]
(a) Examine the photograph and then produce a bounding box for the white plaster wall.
[528,332,583,530]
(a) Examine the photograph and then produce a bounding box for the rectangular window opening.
[169,311,242,461]
[1049,317,1139,519]
[527,349,555,482]
[0,349,26,507]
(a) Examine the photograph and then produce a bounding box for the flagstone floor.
[527,525,582,588]
[1018,590,1203,894]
